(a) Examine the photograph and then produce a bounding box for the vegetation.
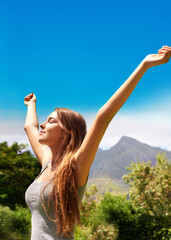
[0,204,31,240]
[0,142,41,209]
[123,152,171,219]
[0,142,170,239]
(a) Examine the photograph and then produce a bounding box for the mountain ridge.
[89,135,171,181]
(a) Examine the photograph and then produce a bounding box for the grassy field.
[87,177,129,196]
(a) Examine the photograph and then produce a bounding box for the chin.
[38,136,48,145]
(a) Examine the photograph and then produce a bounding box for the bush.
[0,204,31,240]
[75,225,92,240]
[89,223,118,240]
[123,152,171,219]
[153,228,171,240]
[0,205,15,239]
[75,223,118,240]
[94,193,137,240]
[12,204,31,238]
[76,186,119,240]
[80,184,100,226]
[92,193,171,240]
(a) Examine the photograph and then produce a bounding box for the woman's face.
[39,111,64,147]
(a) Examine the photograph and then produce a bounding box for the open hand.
[24,92,36,106]
[143,46,171,68]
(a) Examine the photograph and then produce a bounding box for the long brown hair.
[40,108,87,238]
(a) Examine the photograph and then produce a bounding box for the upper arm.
[75,110,111,187]
[24,124,52,166]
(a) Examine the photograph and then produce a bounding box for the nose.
[40,122,46,129]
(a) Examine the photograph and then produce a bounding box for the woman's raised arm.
[75,46,171,187]
[99,46,171,122]
[24,93,51,166]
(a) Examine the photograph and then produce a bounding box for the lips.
[39,131,45,135]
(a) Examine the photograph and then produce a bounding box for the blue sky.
[0,0,171,151]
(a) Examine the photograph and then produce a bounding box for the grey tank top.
[25,160,89,240]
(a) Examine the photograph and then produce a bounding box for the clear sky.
[0,0,171,151]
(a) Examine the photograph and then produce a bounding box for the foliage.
[0,204,14,239]
[0,141,41,209]
[77,181,171,240]
[75,223,118,240]
[1,142,170,239]
[76,186,118,240]
[122,152,171,220]
[93,193,138,240]
[80,184,100,226]
[77,185,119,239]
[0,204,31,240]
[89,223,118,240]
[12,204,31,236]
[90,192,171,240]
[75,225,92,240]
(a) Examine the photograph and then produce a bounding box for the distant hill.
[87,136,171,195]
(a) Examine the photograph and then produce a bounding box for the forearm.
[99,60,149,122]
[24,102,39,129]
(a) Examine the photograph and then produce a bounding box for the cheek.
[48,126,63,141]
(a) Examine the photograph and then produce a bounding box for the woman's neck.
[49,144,64,170]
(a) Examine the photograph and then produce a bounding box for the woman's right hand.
[24,92,36,106]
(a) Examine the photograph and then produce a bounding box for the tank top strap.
[34,160,52,182]
[41,160,52,172]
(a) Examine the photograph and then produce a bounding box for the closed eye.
[49,120,55,123]
[47,117,57,123]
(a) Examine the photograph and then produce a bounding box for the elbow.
[97,108,116,124]
[24,124,28,131]
[24,123,38,131]
[24,124,30,132]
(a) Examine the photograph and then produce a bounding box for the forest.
[0,141,170,240]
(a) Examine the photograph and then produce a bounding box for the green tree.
[122,152,171,221]
[0,141,41,210]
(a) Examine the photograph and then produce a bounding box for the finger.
[160,51,170,63]
[159,46,171,53]
[28,93,34,98]
[162,45,171,49]
[158,49,168,55]
[25,94,31,99]
[24,97,30,101]
[30,92,35,98]
[25,94,33,101]
[158,49,168,54]
[161,46,171,56]
[159,45,171,50]
[158,51,169,58]
[158,47,168,51]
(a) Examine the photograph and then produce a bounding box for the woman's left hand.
[143,45,171,68]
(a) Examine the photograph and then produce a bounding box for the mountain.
[87,136,171,194]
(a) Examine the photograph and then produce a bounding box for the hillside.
[87,136,171,194]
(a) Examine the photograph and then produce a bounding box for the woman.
[24,46,171,239]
